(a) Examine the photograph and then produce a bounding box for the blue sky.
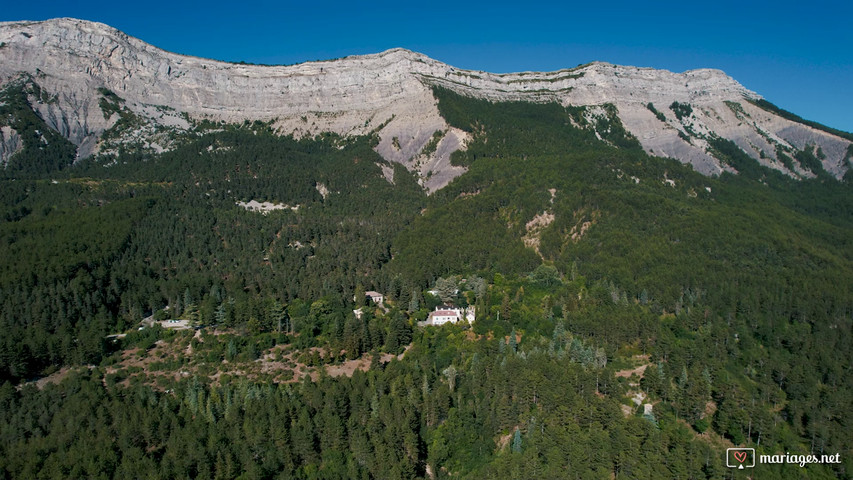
[3,1,852,132]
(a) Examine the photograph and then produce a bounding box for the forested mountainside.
[0,77,850,479]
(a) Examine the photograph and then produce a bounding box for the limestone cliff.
[0,18,849,189]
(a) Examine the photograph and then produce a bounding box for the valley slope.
[0,17,851,480]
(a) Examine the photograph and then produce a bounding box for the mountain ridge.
[0,18,850,188]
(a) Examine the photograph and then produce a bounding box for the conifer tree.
[512,428,522,453]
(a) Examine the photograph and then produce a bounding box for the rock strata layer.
[0,18,849,188]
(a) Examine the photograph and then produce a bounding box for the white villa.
[365,291,384,305]
[425,305,475,326]
[353,291,386,319]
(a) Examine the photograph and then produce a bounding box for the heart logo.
[734,451,747,463]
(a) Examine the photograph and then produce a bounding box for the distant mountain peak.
[0,18,849,187]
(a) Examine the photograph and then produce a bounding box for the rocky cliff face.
[0,18,849,188]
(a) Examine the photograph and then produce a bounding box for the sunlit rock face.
[1,18,849,188]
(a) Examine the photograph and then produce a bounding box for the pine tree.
[594,348,607,369]
[442,364,457,392]
[226,339,237,361]
[641,361,661,397]
[354,283,366,308]
[658,362,669,400]
[501,294,512,322]
[184,302,200,325]
[214,303,226,325]
[210,284,222,303]
[408,289,419,313]
[183,288,193,310]
[512,428,522,453]
[205,395,216,423]
[268,300,286,333]
[247,316,261,335]
[343,315,363,359]
[552,320,566,345]
[435,277,457,304]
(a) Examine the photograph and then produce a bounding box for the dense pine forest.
[0,83,851,479]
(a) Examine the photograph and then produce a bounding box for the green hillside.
[0,88,850,479]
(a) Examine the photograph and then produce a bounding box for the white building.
[426,306,475,325]
[365,291,384,305]
[428,309,459,325]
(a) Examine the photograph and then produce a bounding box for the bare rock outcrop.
[0,125,23,160]
[0,18,849,188]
